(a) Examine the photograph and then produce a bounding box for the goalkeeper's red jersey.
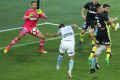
[22,9,47,31]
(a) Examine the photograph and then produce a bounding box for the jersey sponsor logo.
[29,18,38,21]
[88,10,97,14]
[63,32,73,38]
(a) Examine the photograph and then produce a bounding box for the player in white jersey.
[45,24,78,80]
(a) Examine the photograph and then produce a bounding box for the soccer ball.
[115,23,120,31]
[31,27,38,35]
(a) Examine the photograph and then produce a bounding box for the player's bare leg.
[4,34,24,53]
[68,55,74,80]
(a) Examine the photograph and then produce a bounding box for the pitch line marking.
[0,22,60,33]
[0,33,80,50]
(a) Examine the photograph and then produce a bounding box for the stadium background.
[0,0,120,80]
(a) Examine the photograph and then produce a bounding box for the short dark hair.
[59,24,65,29]
[31,1,37,4]
[96,4,101,10]
[103,4,110,8]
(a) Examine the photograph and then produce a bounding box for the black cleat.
[95,63,100,70]
[89,68,96,74]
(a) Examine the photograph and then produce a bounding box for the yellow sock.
[89,46,97,59]
[106,48,111,58]
[111,23,115,30]
[89,53,94,59]
[92,46,97,52]
[80,33,85,42]
[106,54,110,59]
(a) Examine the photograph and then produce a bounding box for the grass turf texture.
[0,0,120,80]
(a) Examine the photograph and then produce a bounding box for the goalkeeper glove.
[37,9,43,14]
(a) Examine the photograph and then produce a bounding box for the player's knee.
[81,30,85,34]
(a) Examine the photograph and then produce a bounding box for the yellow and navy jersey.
[95,13,109,35]
[84,2,101,20]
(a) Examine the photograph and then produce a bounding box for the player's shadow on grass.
[1,51,44,63]
[45,48,58,52]
[91,76,98,80]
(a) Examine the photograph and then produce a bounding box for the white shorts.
[59,40,75,56]
[95,45,106,56]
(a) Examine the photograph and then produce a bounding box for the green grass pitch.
[0,0,120,80]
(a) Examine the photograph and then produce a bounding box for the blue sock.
[91,58,96,69]
[68,59,74,72]
[57,55,63,66]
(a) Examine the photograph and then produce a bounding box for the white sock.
[57,54,63,67]
[68,59,74,72]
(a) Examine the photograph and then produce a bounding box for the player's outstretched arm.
[45,33,60,37]
[81,8,87,21]
[71,24,79,29]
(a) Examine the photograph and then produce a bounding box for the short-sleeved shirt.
[23,9,46,31]
[84,2,101,20]
[95,13,109,35]
[58,26,75,42]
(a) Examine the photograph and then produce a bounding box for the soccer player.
[45,24,78,80]
[95,4,120,61]
[4,1,48,54]
[79,0,101,46]
[102,4,120,31]
[88,5,118,74]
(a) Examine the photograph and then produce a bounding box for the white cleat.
[68,71,72,80]
[56,65,60,70]
[115,23,120,31]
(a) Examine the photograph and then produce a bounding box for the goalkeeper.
[4,1,48,54]
[88,5,118,74]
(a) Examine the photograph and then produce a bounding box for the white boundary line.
[0,33,80,50]
[0,22,82,50]
[0,22,59,33]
